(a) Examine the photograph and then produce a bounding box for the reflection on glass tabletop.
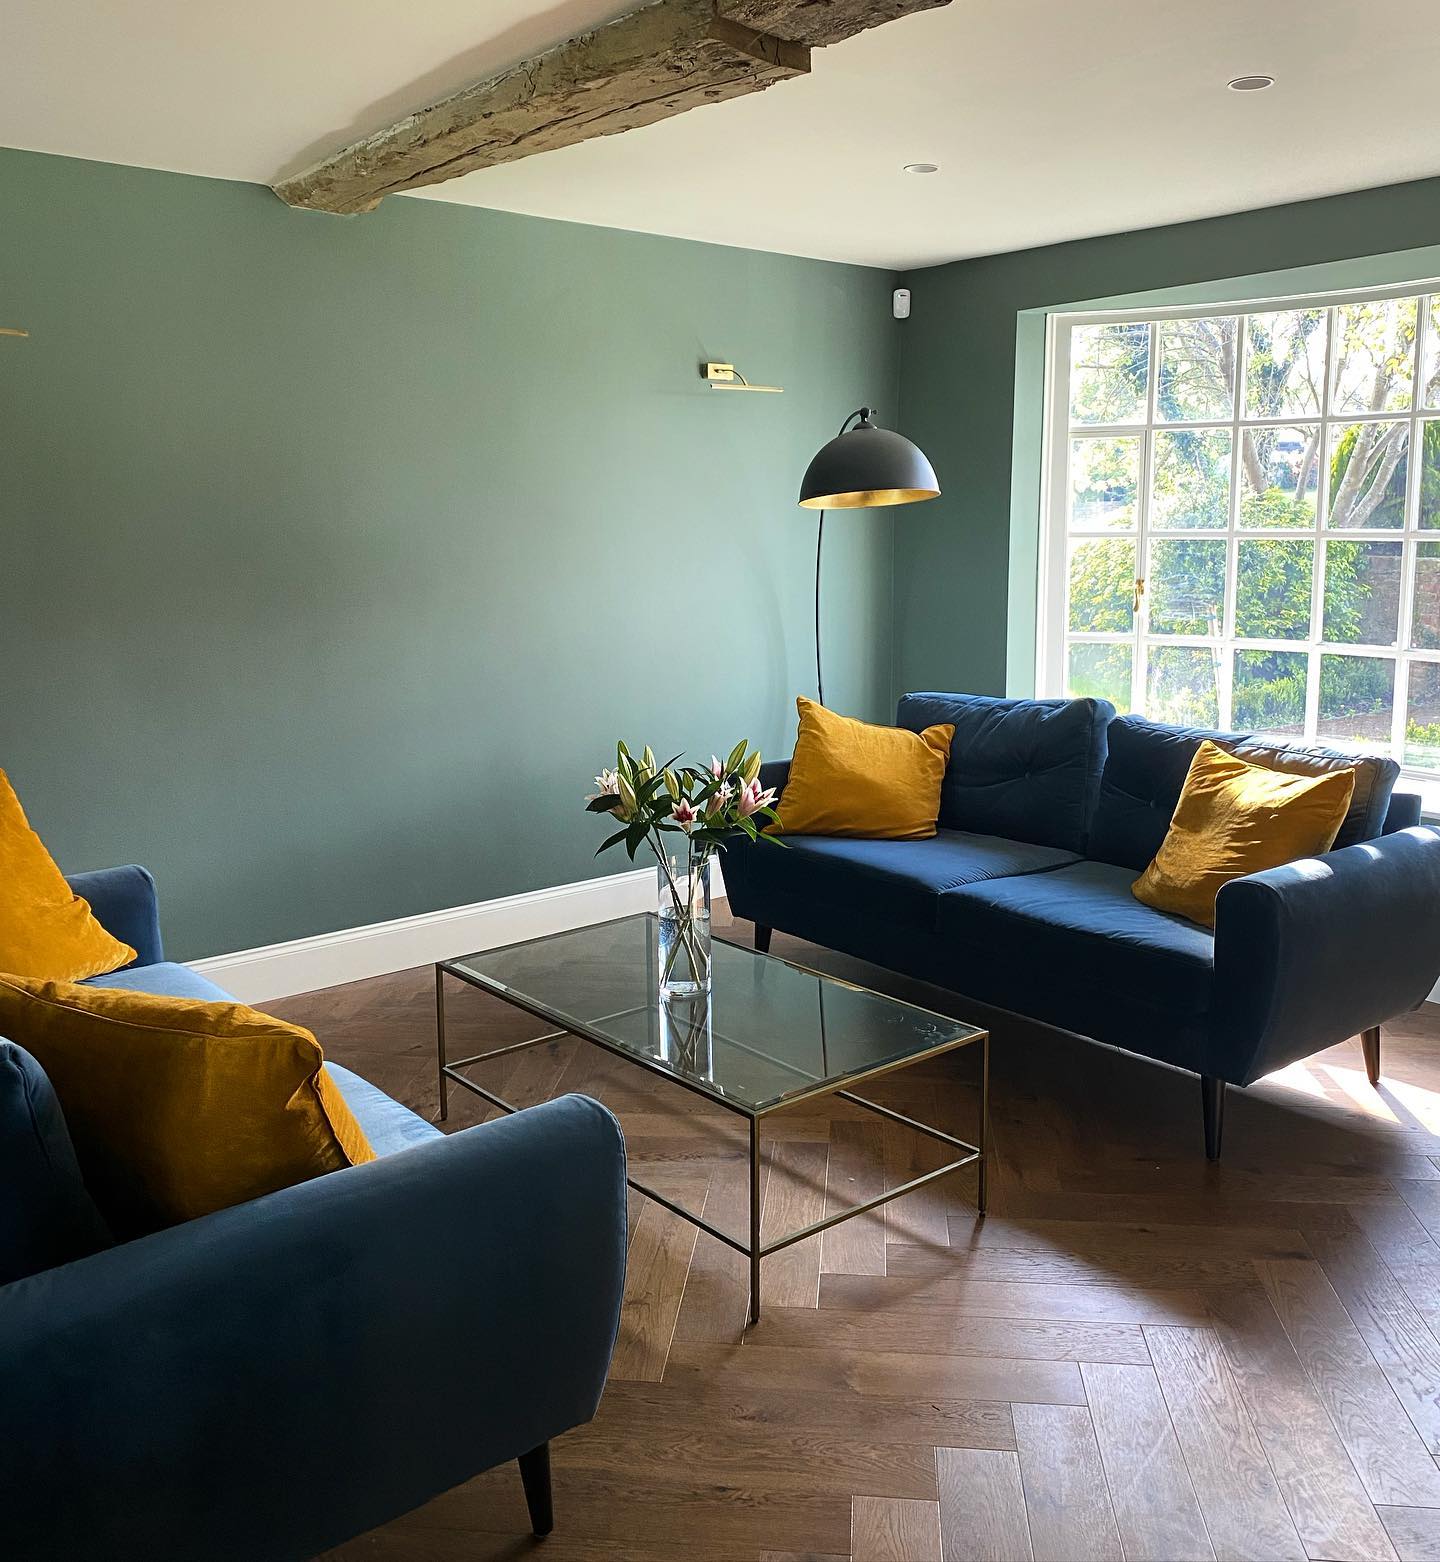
[442,914,984,1114]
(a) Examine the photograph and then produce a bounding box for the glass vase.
[656,846,712,999]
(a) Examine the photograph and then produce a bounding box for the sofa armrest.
[0,1094,627,1562]
[64,864,163,967]
[1385,791,1424,832]
[1211,826,1440,1084]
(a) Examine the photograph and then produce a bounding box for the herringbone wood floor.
[280,905,1440,1562]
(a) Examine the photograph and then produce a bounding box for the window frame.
[1038,279,1440,786]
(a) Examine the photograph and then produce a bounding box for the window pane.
[1322,540,1402,646]
[1405,661,1440,772]
[1069,436,1140,529]
[1147,645,1220,727]
[1414,542,1440,650]
[1233,649,1308,736]
[1069,538,1135,632]
[1067,642,1132,712]
[1236,538,1313,640]
[1151,429,1231,529]
[1156,316,1237,422]
[1244,308,1326,419]
[1238,425,1320,527]
[1333,297,1417,415]
[1318,654,1395,746]
[1327,421,1409,529]
[1423,297,1440,410]
[1421,419,1440,529]
[1070,322,1149,425]
[1148,538,1226,636]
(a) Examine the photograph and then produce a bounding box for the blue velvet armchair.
[0,868,628,1562]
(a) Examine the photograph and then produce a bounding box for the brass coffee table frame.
[435,928,988,1325]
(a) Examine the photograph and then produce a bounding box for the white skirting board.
[192,860,727,1006]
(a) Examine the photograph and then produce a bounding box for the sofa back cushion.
[896,693,1114,853]
[0,1040,112,1284]
[1090,715,1400,871]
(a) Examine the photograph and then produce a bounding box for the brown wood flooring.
[277,906,1440,1562]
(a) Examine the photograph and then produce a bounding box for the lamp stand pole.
[814,510,826,707]
[811,408,871,710]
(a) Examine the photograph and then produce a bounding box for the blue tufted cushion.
[1091,716,1401,871]
[896,693,1114,854]
[0,1040,112,1283]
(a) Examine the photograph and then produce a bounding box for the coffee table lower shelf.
[435,963,988,1324]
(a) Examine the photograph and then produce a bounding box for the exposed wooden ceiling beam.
[273,0,948,215]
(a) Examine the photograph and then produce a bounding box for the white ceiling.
[5,0,1440,269]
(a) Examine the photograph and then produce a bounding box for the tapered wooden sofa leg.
[518,1443,554,1537]
[754,925,773,954]
[1201,1075,1226,1162]
[1362,1026,1382,1087]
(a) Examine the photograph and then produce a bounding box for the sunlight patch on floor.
[1323,1063,1403,1123]
[1381,1076,1440,1137]
[1262,1060,1329,1100]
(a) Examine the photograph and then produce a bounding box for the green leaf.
[595,827,629,855]
[586,793,622,813]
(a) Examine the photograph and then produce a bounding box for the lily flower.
[671,798,700,828]
[736,779,777,818]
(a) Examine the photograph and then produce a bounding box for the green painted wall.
[1,148,900,960]
[894,175,1440,702]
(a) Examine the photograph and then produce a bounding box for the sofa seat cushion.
[82,961,235,1003]
[748,830,1080,932]
[896,693,1112,854]
[326,1063,442,1158]
[0,1040,113,1283]
[938,859,1215,1015]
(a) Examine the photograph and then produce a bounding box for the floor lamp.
[797,408,940,706]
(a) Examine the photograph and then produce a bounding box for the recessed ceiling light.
[1227,75,1275,92]
[903,162,940,175]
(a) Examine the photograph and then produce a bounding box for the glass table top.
[442,914,984,1115]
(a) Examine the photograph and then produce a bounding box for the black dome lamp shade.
[798,407,940,704]
[798,407,940,509]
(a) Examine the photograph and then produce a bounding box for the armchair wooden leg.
[1362,1026,1381,1087]
[1200,1075,1226,1162]
[754,925,773,954]
[517,1443,553,1537]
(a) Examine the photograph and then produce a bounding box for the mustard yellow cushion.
[0,974,375,1235]
[1133,740,1355,928]
[0,770,135,982]
[769,697,955,840]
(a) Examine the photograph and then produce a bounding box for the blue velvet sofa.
[0,866,627,1562]
[722,693,1440,1158]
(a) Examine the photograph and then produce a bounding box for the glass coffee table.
[435,914,987,1323]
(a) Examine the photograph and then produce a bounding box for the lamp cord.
[814,408,871,709]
